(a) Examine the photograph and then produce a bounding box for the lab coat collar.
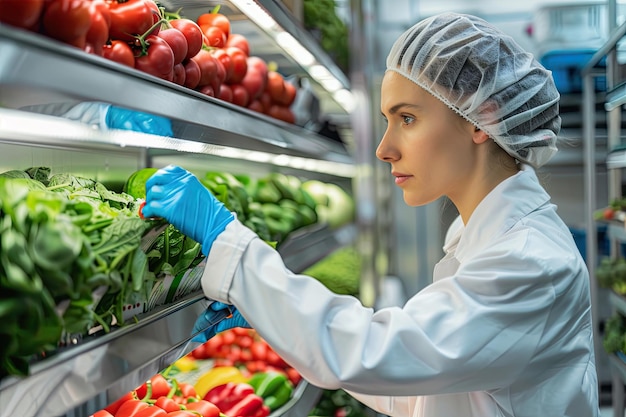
[453,164,552,263]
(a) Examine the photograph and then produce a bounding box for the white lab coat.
[200,165,599,417]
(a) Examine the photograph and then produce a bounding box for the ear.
[472,127,490,144]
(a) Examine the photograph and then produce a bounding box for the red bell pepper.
[204,382,255,411]
[184,400,221,417]
[254,404,271,417]
[222,394,267,417]
[104,391,138,415]
[115,399,150,417]
[155,396,181,413]
[91,411,114,417]
[136,374,171,400]
[177,382,198,400]
[133,406,167,417]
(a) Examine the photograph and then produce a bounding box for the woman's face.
[377,71,478,207]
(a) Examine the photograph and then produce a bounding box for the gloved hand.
[105,105,173,136]
[142,165,234,255]
[193,301,251,343]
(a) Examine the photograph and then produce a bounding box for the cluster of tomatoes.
[190,328,302,387]
[0,0,297,123]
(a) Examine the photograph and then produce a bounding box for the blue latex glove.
[143,165,234,255]
[105,105,173,136]
[192,301,251,343]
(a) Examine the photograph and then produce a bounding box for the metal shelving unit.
[0,1,356,416]
[582,10,626,416]
[0,221,343,417]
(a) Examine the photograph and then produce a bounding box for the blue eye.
[402,115,415,125]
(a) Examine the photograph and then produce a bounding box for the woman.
[143,12,599,417]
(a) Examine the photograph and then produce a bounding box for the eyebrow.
[382,102,421,116]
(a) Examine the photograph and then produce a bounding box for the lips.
[392,172,411,185]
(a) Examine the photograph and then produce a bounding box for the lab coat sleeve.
[200,219,574,399]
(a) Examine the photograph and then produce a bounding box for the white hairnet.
[386,12,561,168]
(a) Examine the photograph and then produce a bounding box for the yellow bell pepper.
[173,356,199,372]
[194,366,248,398]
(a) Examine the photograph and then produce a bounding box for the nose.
[376,127,398,162]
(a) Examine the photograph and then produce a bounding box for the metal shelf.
[0,222,352,417]
[0,293,209,417]
[0,24,352,166]
[0,2,352,415]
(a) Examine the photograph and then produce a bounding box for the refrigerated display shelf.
[0,292,209,417]
[0,221,350,417]
[0,24,352,165]
[0,1,354,416]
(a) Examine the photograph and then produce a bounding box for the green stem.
[134,18,169,57]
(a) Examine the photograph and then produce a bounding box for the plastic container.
[540,49,607,94]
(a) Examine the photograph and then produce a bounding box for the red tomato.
[240,347,254,362]
[240,67,265,101]
[135,35,175,79]
[266,71,286,103]
[145,0,161,35]
[85,0,110,55]
[268,104,295,124]
[164,412,196,417]
[220,329,237,345]
[203,333,223,357]
[247,56,268,79]
[197,12,230,38]
[169,19,203,61]
[184,400,220,417]
[107,0,154,42]
[236,333,253,348]
[277,80,297,107]
[218,84,233,103]
[245,360,267,373]
[191,49,219,88]
[115,399,150,417]
[285,367,302,386]
[0,0,44,30]
[172,63,186,85]
[225,47,247,84]
[42,0,91,46]
[134,406,167,417]
[183,59,201,89]
[198,85,215,97]
[190,344,207,360]
[231,84,250,107]
[213,358,235,367]
[211,48,233,83]
[213,57,226,93]
[259,91,272,113]
[247,99,264,113]
[201,25,226,48]
[158,28,187,65]
[265,349,288,368]
[250,340,268,361]
[102,40,135,67]
[225,33,250,56]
